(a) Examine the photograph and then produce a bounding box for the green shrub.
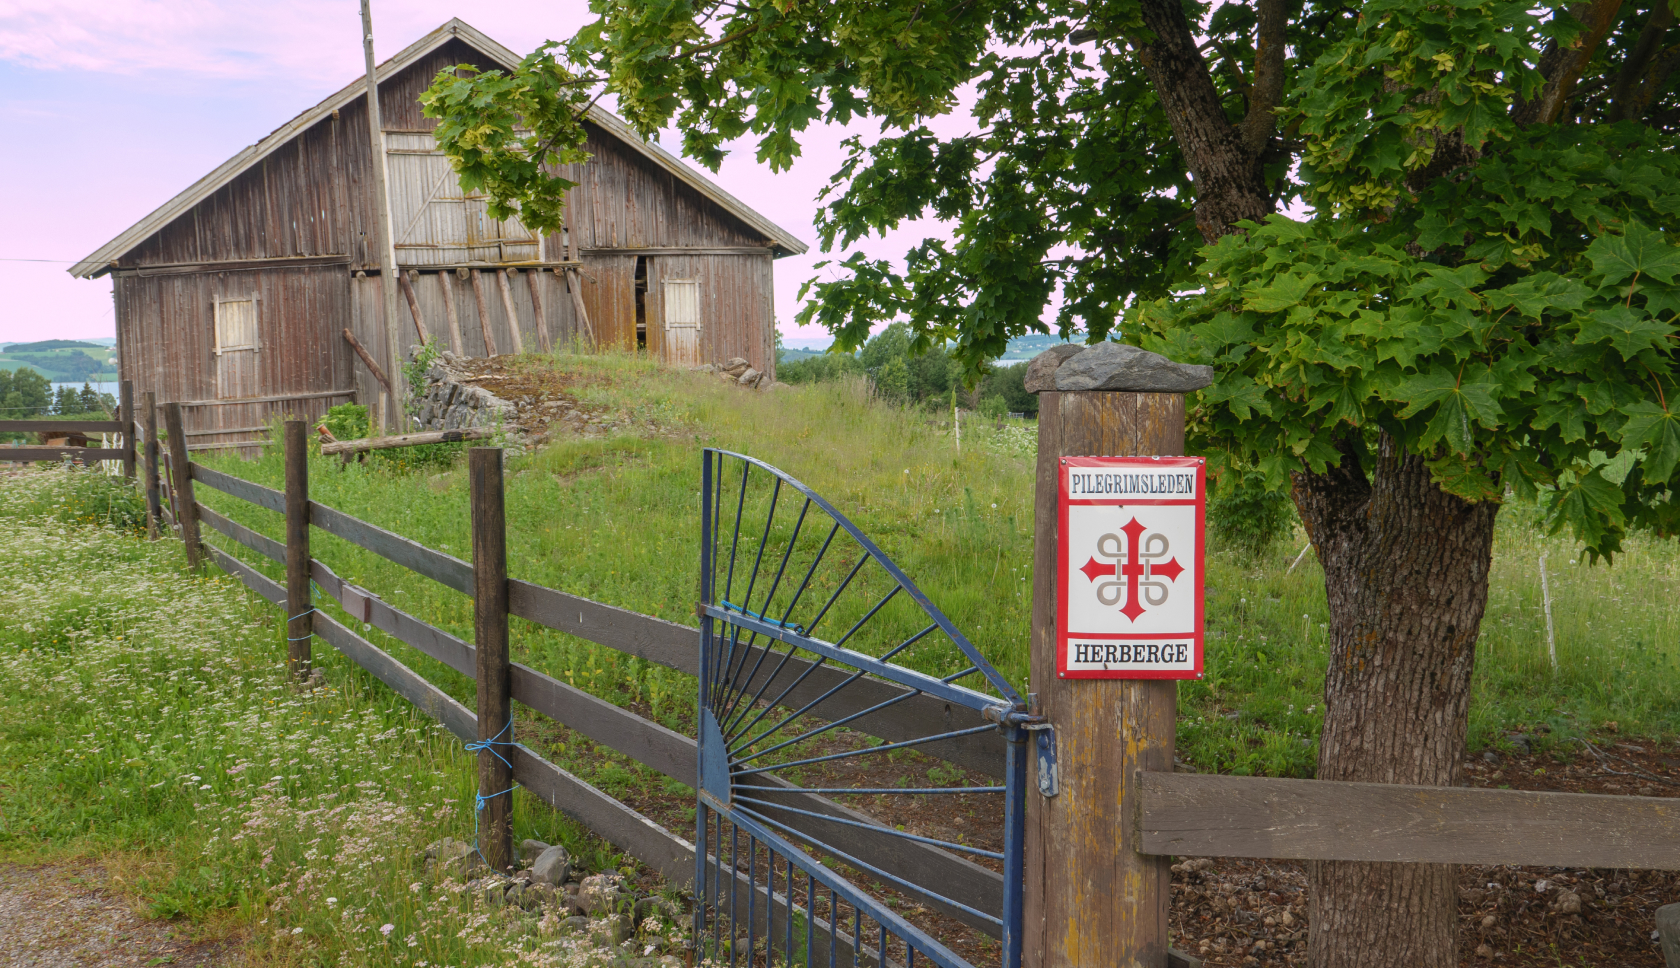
[778,351,863,384]
[319,403,369,442]
[1208,470,1297,558]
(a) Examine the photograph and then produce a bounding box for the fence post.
[1023,348,1201,968]
[471,446,514,872]
[143,391,162,540]
[119,380,136,479]
[284,420,312,677]
[163,402,204,571]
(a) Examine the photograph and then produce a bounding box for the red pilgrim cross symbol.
[1078,517,1185,621]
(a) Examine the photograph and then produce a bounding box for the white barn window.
[214,296,259,355]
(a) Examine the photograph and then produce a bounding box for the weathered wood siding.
[646,253,776,378]
[114,266,353,448]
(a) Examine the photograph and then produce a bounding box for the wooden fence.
[0,380,138,471]
[149,417,1020,963]
[131,400,1679,968]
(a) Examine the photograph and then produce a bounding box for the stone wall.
[412,351,515,432]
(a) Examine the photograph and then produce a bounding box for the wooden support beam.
[526,267,550,352]
[1139,772,1680,870]
[496,268,525,355]
[471,447,513,872]
[438,268,466,355]
[398,270,429,345]
[284,420,312,677]
[177,389,352,408]
[143,391,161,540]
[470,269,498,357]
[320,427,494,456]
[342,328,391,394]
[565,268,595,347]
[119,380,136,478]
[562,203,594,346]
[163,402,204,571]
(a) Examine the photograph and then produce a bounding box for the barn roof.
[70,18,808,279]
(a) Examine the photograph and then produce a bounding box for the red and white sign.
[1057,456,1206,679]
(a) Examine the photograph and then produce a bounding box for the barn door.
[214,295,259,399]
[385,132,539,267]
[662,277,702,368]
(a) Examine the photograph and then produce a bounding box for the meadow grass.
[0,467,680,967]
[191,351,1680,786]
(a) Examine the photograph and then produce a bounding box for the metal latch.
[1023,692,1057,797]
[1026,722,1058,797]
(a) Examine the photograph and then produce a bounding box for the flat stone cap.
[1024,342,1213,394]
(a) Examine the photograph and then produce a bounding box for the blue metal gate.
[696,449,1034,968]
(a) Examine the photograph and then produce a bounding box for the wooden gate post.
[119,380,136,479]
[283,420,312,677]
[1022,345,1211,968]
[163,402,204,571]
[143,391,162,540]
[470,446,514,872]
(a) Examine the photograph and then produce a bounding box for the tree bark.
[1291,434,1499,967]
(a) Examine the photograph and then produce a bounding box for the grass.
[0,467,682,967]
[188,350,1679,784]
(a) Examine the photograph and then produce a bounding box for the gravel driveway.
[0,865,241,967]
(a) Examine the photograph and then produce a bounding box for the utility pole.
[360,0,405,433]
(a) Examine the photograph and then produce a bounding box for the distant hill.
[2,339,106,353]
[997,332,1084,361]
[0,342,117,383]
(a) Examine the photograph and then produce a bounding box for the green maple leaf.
[1496,450,1553,503]
[1414,264,1488,308]
[1392,366,1503,454]
[1190,313,1256,351]
[1547,468,1627,548]
[1534,397,1588,442]
[1484,273,1591,319]
[1426,455,1502,503]
[1205,377,1273,421]
[1243,273,1316,313]
[1574,306,1676,361]
[1620,401,1680,482]
[1640,283,1680,320]
[1587,219,1680,286]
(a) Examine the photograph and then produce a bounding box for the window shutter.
[663,280,701,328]
[214,297,259,355]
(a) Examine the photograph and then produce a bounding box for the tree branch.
[1239,0,1289,154]
[1611,3,1676,120]
[1516,0,1627,124]
[1127,0,1272,240]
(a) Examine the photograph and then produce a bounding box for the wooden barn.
[71,18,806,450]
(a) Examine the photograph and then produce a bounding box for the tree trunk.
[1291,433,1499,966]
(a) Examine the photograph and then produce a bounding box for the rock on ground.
[0,864,242,967]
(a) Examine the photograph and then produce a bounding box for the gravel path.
[0,865,242,967]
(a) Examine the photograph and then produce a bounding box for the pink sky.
[0,1,968,345]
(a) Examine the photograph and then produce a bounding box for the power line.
[0,258,77,263]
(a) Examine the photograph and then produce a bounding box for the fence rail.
[1,382,137,473]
